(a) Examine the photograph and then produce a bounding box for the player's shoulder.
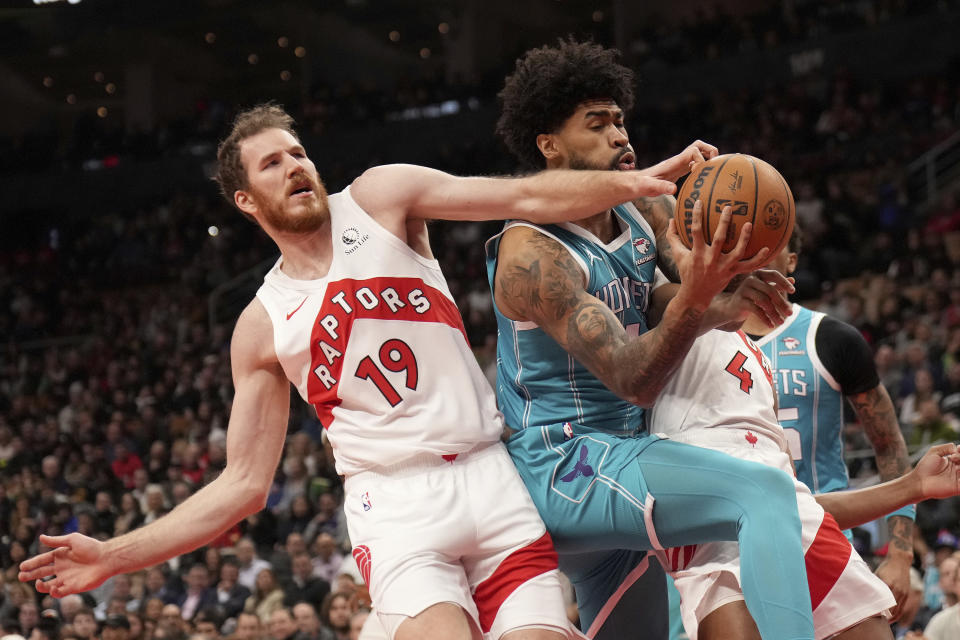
[813,312,867,349]
[231,298,280,369]
[350,163,438,224]
[497,224,577,271]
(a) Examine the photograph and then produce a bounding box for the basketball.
[674,153,795,261]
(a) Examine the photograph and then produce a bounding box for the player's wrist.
[673,282,716,312]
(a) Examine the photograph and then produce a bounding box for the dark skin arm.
[847,383,914,621]
[634,194,681,283]
[494,226,702,407]
[493,204,774,408]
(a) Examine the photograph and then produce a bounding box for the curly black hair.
[497,38,636,170]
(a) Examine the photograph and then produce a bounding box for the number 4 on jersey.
[355,339,419,406]
[725,352,754,393]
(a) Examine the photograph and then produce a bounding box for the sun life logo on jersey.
[342,227,370,254]
[778,336,805,356]
[632,237,655,265]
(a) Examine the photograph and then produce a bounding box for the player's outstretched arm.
[349,163,676,225]
[19,300,290,598]
[814,443,960,531]
[493,203,763,408]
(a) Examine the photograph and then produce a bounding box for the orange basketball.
[674,153,795,261]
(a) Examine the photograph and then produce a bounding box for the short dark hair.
[214,104,298,207]
[497,38,636,169]
[789,223,804,255]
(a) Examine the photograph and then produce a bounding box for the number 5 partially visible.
[777,406,802,461]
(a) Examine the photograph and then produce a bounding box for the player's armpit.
[493,225,701,408]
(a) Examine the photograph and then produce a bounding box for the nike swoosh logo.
[286,296,308,320]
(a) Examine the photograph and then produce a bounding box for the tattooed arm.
[634,195,682,283]
[493,226,703,407]
[492,204,771,407]
[850,383,915,620]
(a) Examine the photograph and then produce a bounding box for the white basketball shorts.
[662,437,895,640]
[343,441,584,640]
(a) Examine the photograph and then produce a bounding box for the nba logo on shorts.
[562,422,574,440]
[361,491,372,511]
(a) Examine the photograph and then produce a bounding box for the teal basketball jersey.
[755,304,848,494]
[485,203,664,434]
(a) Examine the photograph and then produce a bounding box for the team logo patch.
[633,238,651,255]
[352,545,372,587]
[562,422,574,440]
[560,445,595,482]
[745,431,758,447]
[361,491,372,512]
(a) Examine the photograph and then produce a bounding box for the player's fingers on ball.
[690,200,707,250]
[724,224,757,267]
[708,205,733,258]
[737,244,770,273]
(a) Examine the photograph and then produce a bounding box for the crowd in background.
[4,2,960,640]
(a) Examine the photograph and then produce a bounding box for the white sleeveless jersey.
[649,330,787,451]
[255,187,504,476]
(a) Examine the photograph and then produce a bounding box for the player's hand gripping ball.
[674,153,795,261]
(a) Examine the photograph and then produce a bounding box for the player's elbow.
[221,468,271,516]
[613,377,657,408]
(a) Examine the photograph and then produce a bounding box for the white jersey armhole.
[652,267,670,291]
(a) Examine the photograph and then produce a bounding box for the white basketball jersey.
[255,187,504,476]
[649,330,787,451]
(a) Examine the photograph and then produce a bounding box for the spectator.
[924,555,960,639]
[289,604,330,640]
[69,610,96,640]
[346,610,368,640]
[234,540,270,593]
[901,369,943,433]
[110,444,143,490]
[268,534,305,586]
[99,616,128,640]
[282,554,328,611]
[18,603,38,638]
[123,614,142,640]
[264,610,296,640]
[308,536,342,586]
[242,571,283,624]
[230,613,261,640]
[317,594,351,640]
[213,560,249,621]
[173,565,216,622]
[191,608,222,640]
[57,597,83,625]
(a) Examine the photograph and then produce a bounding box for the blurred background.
[3,1,960,639]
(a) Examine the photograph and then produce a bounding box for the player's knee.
[735,460,795,504]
